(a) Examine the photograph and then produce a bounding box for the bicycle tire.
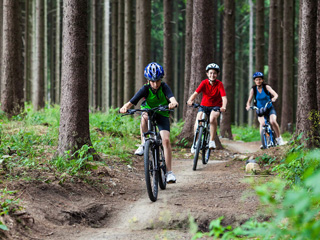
[202,129,210,164]
[144,140,159,202]
[193,126,204,171]
[261,128,268,149]
[158,145,167,190]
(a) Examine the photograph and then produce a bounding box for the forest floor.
[1,139,287,240]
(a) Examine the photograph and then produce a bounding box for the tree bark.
[124,0,134,103]
[117,0,124,107]
[32,0,45,111]
[135,0,151,93]
[182,0,193,119]
[255,0,264,73]
[58,0,94,156]
[317,0,320,112]
[267,0,278,89]
[111,0,118,107]
[220,0,235,139]
[163,0,173,89]
[281,0,294,133]
[102,0,110,110]
[1,0,24,116]
[296,0,319,148]
[55,0,61,104]
[178,0,223,149]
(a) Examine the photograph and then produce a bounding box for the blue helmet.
[253,72,264,79]
[144,62,164,81]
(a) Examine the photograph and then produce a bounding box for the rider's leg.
[209,111,220,141]
[269,114,280,138]
[258,116,265,133]
[160,130,172,172]
[194,112,203,133]
[140,113,148,144]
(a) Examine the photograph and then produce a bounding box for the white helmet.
[206,63,220,73]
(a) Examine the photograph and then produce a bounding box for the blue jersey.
[255,86,271,109]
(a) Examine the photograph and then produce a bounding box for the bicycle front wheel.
[261,129,268,149]
[202,129,210,165]
[144,140,159,202]
[193,126,204,171]
[158,146,167,190]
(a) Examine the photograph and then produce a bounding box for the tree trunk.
[276,0,283,124]
[111,0,118,107]
[117,0,124,107]
[102,0,110,111]
[255,0,264,73]
[58,0,94,156]
[163,0,173,89]
[220,0,235,139]
[267,0,278,89]
[178,0,222,148]
[317,0,320,112]
[248,0,254,127]
[135,0,151,93]
[281,0,294,133]
[1,0,24,116]
[296,0,319,148]
[182,0,193,119]
[55,0,61,104]
[124,0,134,103]
[32,0,45,111]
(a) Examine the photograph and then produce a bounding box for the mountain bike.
[121,105,172,202]
[190,103,220,171]
[250,101,277,149]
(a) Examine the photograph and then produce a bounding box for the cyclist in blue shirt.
[120,62,179,183]
[246,72,284,146]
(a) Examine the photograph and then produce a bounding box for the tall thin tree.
[32,0,45,110]
[182,0,193,118]
[281,0,294,133]
[220,0,235,139]
[124,0,134,103]
[117,0,124,107]
[179,0,222,148]
[1,0,24,116]
[163,0,173,89]
[58,0,94,156]
[296,0,319,148]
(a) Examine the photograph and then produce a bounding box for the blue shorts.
[198,106,220,117]
[259,105,276,118]
[142,113,170,132]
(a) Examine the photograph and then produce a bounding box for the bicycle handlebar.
[187,103,221,112]
[249,100,272,111]
[120,105,173,116]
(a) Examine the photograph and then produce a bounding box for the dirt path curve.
[63,140,261,240]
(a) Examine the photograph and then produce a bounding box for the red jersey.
[195,79,226,107]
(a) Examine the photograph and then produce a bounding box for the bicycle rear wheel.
[261,129,268,149]
[202,130,210,164]
[158,146,167,190]
[144,140,159,202]
[193,126,203,171]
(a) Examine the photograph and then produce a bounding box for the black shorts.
[142,113,170,132]
[198,106,220,117]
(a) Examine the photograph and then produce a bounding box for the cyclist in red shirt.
[187,63,227,153]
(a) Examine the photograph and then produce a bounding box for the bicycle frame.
[250,101,276,149]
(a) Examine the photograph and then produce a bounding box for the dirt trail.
[59,140,261,240]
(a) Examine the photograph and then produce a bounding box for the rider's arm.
[120,102,133,113]
[221,96,227,112]
[246,89,254,110]
[266,85,278,102]
[168,97,179,109]
[187,92,199,106]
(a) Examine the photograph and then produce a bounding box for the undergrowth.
[191,136,320,239]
